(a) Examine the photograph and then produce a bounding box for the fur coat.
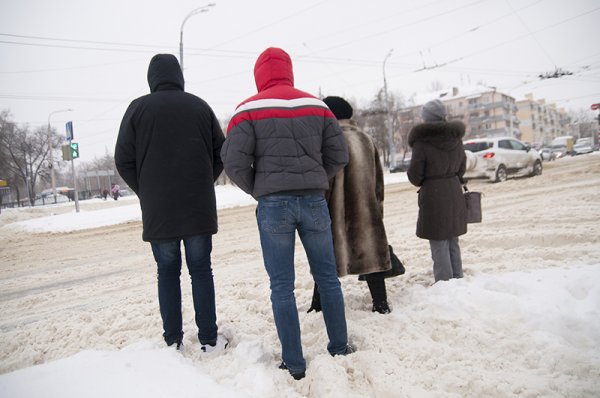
[407,121,467,240]
[326,119,391,277]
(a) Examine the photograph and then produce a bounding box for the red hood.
[254,47,294,92]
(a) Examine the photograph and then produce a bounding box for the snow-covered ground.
[0,155,598,397]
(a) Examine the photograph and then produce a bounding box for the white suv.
[463,137,543,182]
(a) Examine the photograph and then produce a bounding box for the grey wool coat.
[327,119,391,277]
[407,121,468,240]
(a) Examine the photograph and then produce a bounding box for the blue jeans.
[257,195,349,374]
[429,237,463,282]
[150,235,218,345]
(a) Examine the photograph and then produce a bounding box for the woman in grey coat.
[407,99,467,282]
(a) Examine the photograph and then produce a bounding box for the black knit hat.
[323,96,353,120]
[421,99,447,122]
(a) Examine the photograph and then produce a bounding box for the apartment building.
[516,93,570,146]
[407,86,520,140]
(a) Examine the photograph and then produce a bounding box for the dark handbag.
[464,186,482,223]
[387,245,405,276]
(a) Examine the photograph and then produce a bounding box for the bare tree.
[568,108,597,140]
[354,89,407,168]
[0,110,62,205]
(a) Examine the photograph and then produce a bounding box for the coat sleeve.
[407,142,426,187]
[210,110,225,182]
[220,120,256,195]
[321,118,349,179]
[373,144,385,218]
[457,145,467,184]
[114,101,139,194]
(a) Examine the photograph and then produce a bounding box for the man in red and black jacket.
[221,47,354,380]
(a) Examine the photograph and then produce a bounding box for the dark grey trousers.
[429,237,463,282]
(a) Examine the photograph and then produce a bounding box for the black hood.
[408,121,465,151]
[147,54,184,93]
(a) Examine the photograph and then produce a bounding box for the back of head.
[253,47,294,92]
[421,99,447,122]
[147,54,185,93]
[323,96,353,120]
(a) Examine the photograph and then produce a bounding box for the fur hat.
[323,96,353,120]
[421,99,447,122]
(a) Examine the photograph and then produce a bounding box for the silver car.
[463,137,543,182]
[573,138,594,155]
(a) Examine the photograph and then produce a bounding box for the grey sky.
[1,0,599,161]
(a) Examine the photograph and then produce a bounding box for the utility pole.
[383,49,396,169]
[179,3,215,71]
[47,109,72,203]
[64,121,80,213]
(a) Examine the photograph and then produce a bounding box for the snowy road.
[1,154,599,397]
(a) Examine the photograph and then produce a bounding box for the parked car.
[390,153,411,173]
[551,135,574,155]
[549,144,569,159]
[573,137,594,155]
[463,137,542,183]
[538,147,555,161]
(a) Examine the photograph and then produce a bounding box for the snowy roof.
[410,85,500,107]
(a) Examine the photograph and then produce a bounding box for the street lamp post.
[47,109,73,204]
[179,3,215,71]
[383,49,396,169]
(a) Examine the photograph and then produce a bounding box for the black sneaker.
[330,343,356,357]
[278,362,306,380]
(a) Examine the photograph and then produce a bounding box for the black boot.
[307,283,322,313]
[372,301,391,314]
[366,273,391,314]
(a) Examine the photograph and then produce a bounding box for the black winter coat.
[115,54,225,242]
[407,121,467,240]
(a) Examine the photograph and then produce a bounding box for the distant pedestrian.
[221,47,354,380]
[115,53,227,353]
[407,99,467,282]
[307,96,399,315]
[110,183,120,200]
[102,188,109,200]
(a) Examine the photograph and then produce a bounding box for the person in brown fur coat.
[308,96,395,314]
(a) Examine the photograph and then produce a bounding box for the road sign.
[66,121,74,140]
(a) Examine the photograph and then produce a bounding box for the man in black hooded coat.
[115,54,227,352]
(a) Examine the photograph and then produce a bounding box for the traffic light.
[70,142,79,159]
[62,144,72,161]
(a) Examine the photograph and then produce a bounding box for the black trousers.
[364,272,387,305]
